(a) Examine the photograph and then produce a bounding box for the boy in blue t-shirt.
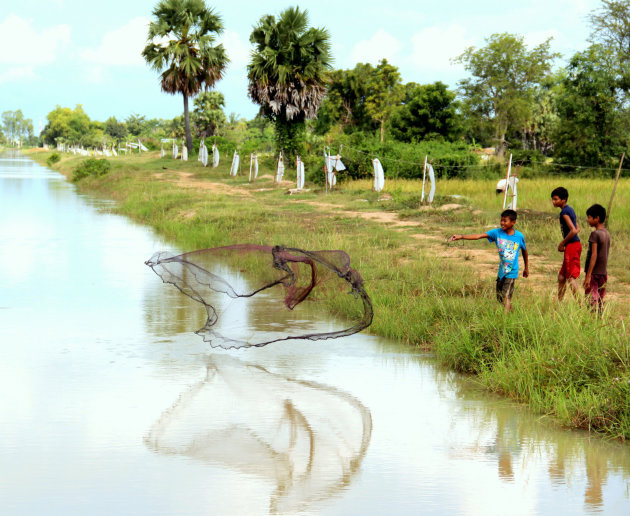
[449,209,529,311]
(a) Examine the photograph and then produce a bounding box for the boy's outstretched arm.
[450,233,489,241]
[522,247,529,278]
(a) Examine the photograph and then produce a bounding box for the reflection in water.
[145,354,372,514]
[435,366,630,513]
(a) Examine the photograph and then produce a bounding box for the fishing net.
[145,245,373,348]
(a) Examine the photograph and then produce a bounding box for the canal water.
[1,150,629,515]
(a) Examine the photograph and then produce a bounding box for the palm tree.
[248,7,332,157]
[142,0,228,152]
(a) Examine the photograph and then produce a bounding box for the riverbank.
[28,149,630,440]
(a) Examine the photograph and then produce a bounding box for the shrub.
[46,152,61,166]
[323,133,480,181]
[72,158,111,182]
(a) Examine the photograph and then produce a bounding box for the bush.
[72,158,111,182]
[46,152,61,166]
[322,133,480,181]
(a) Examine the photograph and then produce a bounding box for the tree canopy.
[456,33,559,156]
[192,90,226,137]
[248,6,332,156]
[390,81,462,143]
[142,0,228,151]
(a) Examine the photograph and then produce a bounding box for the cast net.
[145,245,373,348]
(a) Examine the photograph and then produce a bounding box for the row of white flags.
[62,137,439,199]
[56,139,149,157]
[163,141,437,198]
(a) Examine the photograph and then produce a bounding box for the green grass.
[28,148,630,440]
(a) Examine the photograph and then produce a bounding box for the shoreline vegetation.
[25,148,630,441]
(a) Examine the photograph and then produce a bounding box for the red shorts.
[559,241,582,279]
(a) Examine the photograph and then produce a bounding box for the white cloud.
[0,15,71,66]
[409,24,474,71]
[350,29,403,65]
[220,30,250,71]
[79,17,150,66]
[0,66,36,85]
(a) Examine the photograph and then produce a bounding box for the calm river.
[1,150,629,515]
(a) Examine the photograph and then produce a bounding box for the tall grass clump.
[72,158,111,182]
[46,152,61,166]
[435,298,630,439]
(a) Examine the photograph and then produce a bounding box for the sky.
[0,0,603,133]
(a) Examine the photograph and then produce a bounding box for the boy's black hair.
[586,203,606,223]
[501,209,517,221]
[551,187,569,200]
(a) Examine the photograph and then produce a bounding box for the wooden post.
[421,155,427,203]
[606,153,625,227]
[502,154,512,209]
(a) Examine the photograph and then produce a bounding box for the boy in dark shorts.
[449,209,529,311]
[583,204,610,311]
[551,187,581,300]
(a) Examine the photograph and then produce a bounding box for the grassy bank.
[28,149,630,440]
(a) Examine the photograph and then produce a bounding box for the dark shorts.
[496,277,516,302]
[560,241,582,279]
[586,274,607,306]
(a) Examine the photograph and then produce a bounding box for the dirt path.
[158,170,629,304]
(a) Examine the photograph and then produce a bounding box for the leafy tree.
[589,0,630,92]
[125,114,147,137]
[456,33,559,156]
[2,110,33,144]
[316,64,378,134]
[390,81,462,142]
[553,44,629,167]
[248,6,332,157]
[165,115,185,138]
[142,0,229,152]
[42,105,91,145]
[105,116,128,143]
[192,90,226,137]
[364,59,404,143]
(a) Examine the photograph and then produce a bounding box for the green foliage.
[46,152,61,166]
[42,105,91,146]
[456,33,559,156]
[589,0,630,92]
[324,133,478,182]
[2,109,34,144]
[315,63,379,135]
[390,81,463,142]
[248,6,332,158]
[192,91,226,137]
[553,44,629,167]
[72,158,111,182]
[104,117,128,143]
[142,0,228,151]
[125,114,147,137]
[364,60,404,143]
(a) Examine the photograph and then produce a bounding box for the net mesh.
[145,245,373,348]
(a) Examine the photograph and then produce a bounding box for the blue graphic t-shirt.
[486,228,526,279]
[560,205,580,243]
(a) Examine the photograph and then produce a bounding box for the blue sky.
[0,0,601,132]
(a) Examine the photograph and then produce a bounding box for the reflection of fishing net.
[145,245,373,348]
[145,354,372,514]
